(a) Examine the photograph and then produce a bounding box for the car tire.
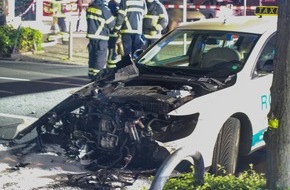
[211,117,241,175]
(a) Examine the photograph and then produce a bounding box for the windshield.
[137,30,259,76]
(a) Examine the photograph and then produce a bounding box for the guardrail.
[149,147,205,190]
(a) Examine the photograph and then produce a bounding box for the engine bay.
[38,81,200,171]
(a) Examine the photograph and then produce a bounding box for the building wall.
[7,0,83,34]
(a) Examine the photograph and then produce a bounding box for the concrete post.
[244,0,247,16]
[69,20,73,60]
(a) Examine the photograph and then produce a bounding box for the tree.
[265,1,290,189]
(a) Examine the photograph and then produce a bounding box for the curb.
[0,36,88,66]
[42,40,58,48]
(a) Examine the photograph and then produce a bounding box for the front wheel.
[210,117,241,175]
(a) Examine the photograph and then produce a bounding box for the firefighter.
[86,0,115,80]
[166,0,182,32]
[143,0,168,48]
[113,0,147,57]
[107,0,121,68]
[52,0,67,33]
[48,0,68,42]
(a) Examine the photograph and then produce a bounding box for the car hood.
[11,57,234,140]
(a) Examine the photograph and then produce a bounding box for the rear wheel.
[211,117,241,175]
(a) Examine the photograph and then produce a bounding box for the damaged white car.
[1,13,277,189]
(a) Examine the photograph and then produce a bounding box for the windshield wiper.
[198,77,225,89]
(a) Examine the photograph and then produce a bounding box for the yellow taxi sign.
[255,6,278,16]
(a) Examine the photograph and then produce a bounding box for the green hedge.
[164,165,266,190]
[0,25,43,57]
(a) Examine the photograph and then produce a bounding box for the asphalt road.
[0,60,90,117]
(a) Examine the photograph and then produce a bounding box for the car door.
[245,34,276,149]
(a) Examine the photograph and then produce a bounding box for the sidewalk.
[9,35,89,66]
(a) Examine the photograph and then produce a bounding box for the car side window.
[139,31,195,67]
[256,35,276,74]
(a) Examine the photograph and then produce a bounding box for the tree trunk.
[266,1,290,189]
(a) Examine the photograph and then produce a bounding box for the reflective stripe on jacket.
[143,0,168,39]
[115,0,147,34]
[86,1,115,40]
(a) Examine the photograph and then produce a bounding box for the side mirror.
[133,49,144,60]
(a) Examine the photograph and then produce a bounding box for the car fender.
[166,74,271,166]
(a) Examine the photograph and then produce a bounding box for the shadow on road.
[0,75,90,98]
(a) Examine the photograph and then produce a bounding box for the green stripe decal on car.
[252,128,267,147]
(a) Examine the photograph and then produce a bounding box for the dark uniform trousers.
[88,39,108,79]
[122,33,144,56]
[108,35,118,65]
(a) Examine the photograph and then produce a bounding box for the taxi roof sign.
[255,6,278,16]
